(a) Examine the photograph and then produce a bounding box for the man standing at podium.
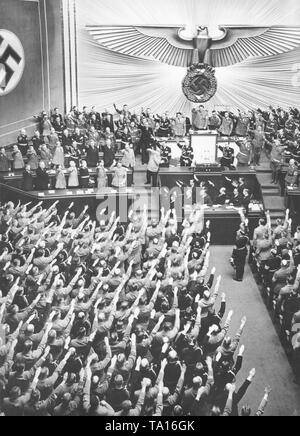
[192,105,208,130]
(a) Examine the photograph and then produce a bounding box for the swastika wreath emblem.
[182,63,217,103]
[0,30,25,96]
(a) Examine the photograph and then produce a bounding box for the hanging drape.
[76,0,300,114]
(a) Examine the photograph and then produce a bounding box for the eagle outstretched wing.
[208,26,300,67]
[86,25,300,68]
[86,25,194,67]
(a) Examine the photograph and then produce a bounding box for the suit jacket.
[86,147,99,167]
[103,146,115,168]
[23,170,34,191]
[35,168,49,190]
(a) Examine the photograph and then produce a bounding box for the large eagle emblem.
[86,25,300,102]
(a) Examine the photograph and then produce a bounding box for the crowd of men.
[0,199,273,416]
[251,208,300,385]
[175,175,255,215]
[0,105,299,187]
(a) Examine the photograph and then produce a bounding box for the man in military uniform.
[285,115,299,141]
[87,126,100,149]
[237,177,250,195]
[278,108,288,130]
[140,122,154,165]
[72,127,86,153]
[103,127,117,151]
[52,116,65,140]
[61,129,73,152]
[215,187,230,205]
[17,129,29,156]
[277,128,288,144]
[88,113,102,131]
[294,127,300,144]
[285,159,299,188]
[114,103,132,120]
[208,110,221,131]
[192,105,208,130]
[241,188,251,216]
[218,144,235,170]
[290,140,300,164]
[219,113,234,137]
[160,141,171,168]
[230,188,242,207]
[103,139,116,168]
[128,121,141,153]
[231,227,249,282]
[180,144,194,167]
[270,139,286,184]
[102,109,115,132]
[0,148,10,172]
[89,106,101,123]
[265,113,278,141]
[31,130,43,153]
[235,111,251,137]
[182,112,192,133]
[51,107,63,125]
[115,114,128,137]
[252,126,266,166]
[156,113,172,137]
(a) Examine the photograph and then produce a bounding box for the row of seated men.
[174,176,255,212]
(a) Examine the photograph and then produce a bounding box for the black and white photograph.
[0,0,300,420]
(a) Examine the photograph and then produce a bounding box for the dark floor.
[210,246,300,416]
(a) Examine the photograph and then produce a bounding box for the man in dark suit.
[241,189,251,216]
[215,188,230,205]
[0,148,10,172]
[231,227,249,281]
[103,139,115,168]
[35,161,49,190]
[51,107,63,125]
[102,109,115,132]
[160,142,172,168]
[23,165,34,191]
[140,123,154,165]
[230,188,242,207]
[86,140,99,168]
[219,144,235,170]
[31,131,43,153]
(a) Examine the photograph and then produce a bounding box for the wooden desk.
[201,206,263,244]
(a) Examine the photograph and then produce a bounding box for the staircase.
[256,171,286,225]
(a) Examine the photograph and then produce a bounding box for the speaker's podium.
[191,131,221,172]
